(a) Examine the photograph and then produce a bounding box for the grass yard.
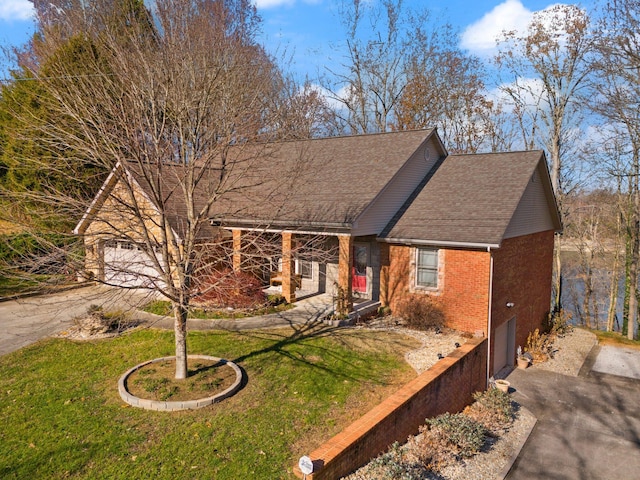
[0,326,419,479]
[592,329,640,349]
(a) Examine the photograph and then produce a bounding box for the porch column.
[282,232,296,303]
[232,229,242,272]
[337,235,353,315]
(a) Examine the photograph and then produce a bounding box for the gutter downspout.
[486,247,494,386]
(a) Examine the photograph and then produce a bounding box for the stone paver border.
[118,355,243,411]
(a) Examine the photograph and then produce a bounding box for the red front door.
[352,244,368,294]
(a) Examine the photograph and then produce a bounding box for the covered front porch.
[229,229,382,317]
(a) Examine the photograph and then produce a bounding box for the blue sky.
[0,0,595,80]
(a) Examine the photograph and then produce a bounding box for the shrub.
[266,293,286,306]
[426,413,486,459]
[395,295,445,331]
[192,268,266,309]
[407,413,486,472]
[73,304,123,335]
[369,442,425,480]
[526,328,554,363]
[464,388,514,434]
[548,309,573,337]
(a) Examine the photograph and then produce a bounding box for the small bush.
[464,388,514,434]
[395,295,445,331]
[426,413,486,459]
[192,268,266,309]
[526,328,554,363]
[549,309,573,337]
[369,442,425,480]
[266,293,286,306]
[407,413,486,472]
[73,304,121,335]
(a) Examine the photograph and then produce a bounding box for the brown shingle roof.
[381,150,549,246]
[120,129,436,236]
[217,129,436,227]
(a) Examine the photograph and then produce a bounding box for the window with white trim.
[416,247,438,288]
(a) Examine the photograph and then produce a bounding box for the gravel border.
[528,327,597,376]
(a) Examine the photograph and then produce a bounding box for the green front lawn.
[0,327,418,479]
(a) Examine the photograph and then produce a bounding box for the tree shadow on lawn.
[227,319,421,385]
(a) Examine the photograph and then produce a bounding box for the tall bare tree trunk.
[629,197,639,340]
[607,246,620,332]
[173,302,189,380]
[554,235,563,313]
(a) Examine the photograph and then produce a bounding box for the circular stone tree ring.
[118,355,243,411]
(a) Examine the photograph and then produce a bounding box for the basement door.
[493,317,516,375]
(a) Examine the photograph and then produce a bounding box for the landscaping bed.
[125,357,239,402]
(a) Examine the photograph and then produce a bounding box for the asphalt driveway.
[0,285,156,356]
[505,347,640,480]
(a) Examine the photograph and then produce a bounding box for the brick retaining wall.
[294,336,488,480]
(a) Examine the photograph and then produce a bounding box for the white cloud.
[254,0,321,9]
[489,77,546,112]
[0,0,34,21]
[254,0,294,8]
[461,0,533,55]
[305,83,346,111]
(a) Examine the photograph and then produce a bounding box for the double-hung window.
[416,248,438,288]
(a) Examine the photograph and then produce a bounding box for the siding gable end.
[503,162,556,239]
[352,134,445,236]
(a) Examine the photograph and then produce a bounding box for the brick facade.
[490,230,555,367]
[381,230,555,372]
[381,244,491,336]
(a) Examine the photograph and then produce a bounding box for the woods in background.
[1,0,640,338]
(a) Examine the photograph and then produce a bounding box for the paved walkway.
[144,292,334,331]
[505,347,640,480]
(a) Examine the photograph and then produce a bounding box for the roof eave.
[215,217,353,235]
[378,236,501,250]
[73,162,123,235]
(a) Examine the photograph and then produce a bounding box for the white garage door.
[104,240,163,288]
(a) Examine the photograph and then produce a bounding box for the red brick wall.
[293,338,488,480]
[381,245,491,336]
[490,230,555,369]
[441,249,491,334]
[381,231,554,349]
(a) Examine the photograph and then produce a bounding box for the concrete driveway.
[505,347,640,480]
[0,285,333,357]
[0,285,156,356]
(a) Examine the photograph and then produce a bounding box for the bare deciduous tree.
[321,0,409,134]
[2,0,328,378]
[394,20,503,153]
[496,4,594,312]
[592,0,640,339]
